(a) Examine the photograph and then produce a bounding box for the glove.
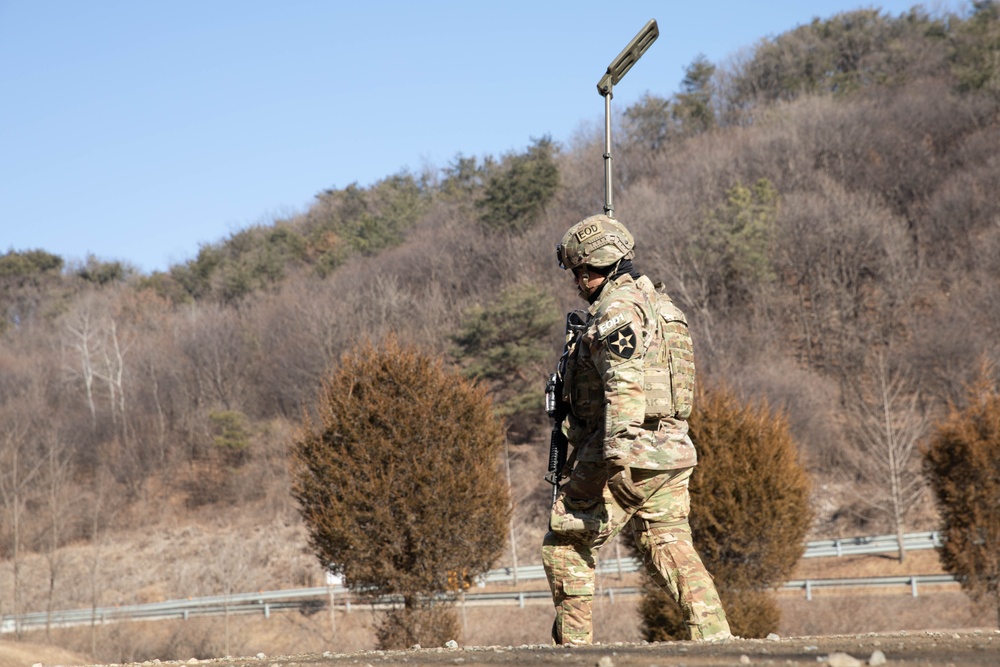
[607,464,644,509]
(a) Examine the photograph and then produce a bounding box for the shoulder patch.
[605,325,637,360]
[596,308,629,339]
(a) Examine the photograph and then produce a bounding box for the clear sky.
[1,1,947,273]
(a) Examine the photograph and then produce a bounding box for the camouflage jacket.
[562,274,697,470]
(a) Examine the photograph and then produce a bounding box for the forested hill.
[2,4,1000,583]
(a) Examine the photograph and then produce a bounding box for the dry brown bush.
[292,337,510,648]
[924,365,1000,626]
[636,382,812,640]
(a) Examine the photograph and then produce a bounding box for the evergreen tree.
[923,361,1000,626]
[477,136,559,234]
[951,1,1000,97]
[291,336,510,648]
[640,383,812,640]
[622,93,672,152]
[672,54,717,136]
[452,282,560,441]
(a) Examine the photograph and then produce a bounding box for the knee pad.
[644,518,692,546]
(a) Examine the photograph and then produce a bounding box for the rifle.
[544,310,587,505]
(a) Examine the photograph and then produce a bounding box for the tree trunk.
[504,435,519,586]
[895,523,907,564]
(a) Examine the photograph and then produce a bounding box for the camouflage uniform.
[542,215,730,645]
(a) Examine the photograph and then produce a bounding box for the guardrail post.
[931,531,942,548]
[518,592,524,609]
[835,539,842,557]
[264,602,270,619]
[910,576,918,598]
[328,587,336,637]
[805,580,812,601]
[608,588,615,605]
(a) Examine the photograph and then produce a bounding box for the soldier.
[542,213,732,645]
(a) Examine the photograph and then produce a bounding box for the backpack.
[643,289,696,420]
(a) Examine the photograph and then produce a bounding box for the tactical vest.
[563,280,696,426]
[642,290,695,420]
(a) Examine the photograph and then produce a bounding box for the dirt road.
[180,630,997,667]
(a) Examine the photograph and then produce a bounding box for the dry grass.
[0,641,89,667]
[779,593,996,636]
[791,549,945,579]
[5,545,988,665]
[10,595,643,664]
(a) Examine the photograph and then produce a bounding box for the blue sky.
[1,1,949,273]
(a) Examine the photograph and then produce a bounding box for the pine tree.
[476,136,559,234]
[640,382,812,640]
[923,361,1000,626]
[452,282,560,442]
[292,336,510,648]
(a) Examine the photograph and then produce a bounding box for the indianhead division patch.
[606,325,637,360]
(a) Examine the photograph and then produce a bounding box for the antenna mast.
[596,19,659,219]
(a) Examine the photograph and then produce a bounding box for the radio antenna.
[596,19,659,219]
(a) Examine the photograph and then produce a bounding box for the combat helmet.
[556,214,635,271]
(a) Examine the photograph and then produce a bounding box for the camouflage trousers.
[541,462,730,645]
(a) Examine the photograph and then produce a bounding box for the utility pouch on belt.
[643,292,695,420]
[549,494,607,537]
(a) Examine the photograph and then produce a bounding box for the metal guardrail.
[0,531,946,634]
[785,574,956,601]
[800,531,941,559]
[481,531,943,584]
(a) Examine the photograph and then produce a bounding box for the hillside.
[3,3,1000,664]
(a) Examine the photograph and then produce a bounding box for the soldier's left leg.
[632,467,732,641]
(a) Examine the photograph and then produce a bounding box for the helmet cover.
[556,214,635,270]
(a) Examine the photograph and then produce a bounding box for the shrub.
[639,382,812,640]
[923,362,1000,626]
[291,336,510,648]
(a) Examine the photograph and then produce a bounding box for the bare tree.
[39,418,75,639]
[847,352,928,562]
[177,304,256,413]
[206,533,265,657]
[86,463,119,657]
[0,411,44,638]
[94,316,129,439]
[63,299,102,430]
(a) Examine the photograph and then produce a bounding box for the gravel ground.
[74,630,998,667]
